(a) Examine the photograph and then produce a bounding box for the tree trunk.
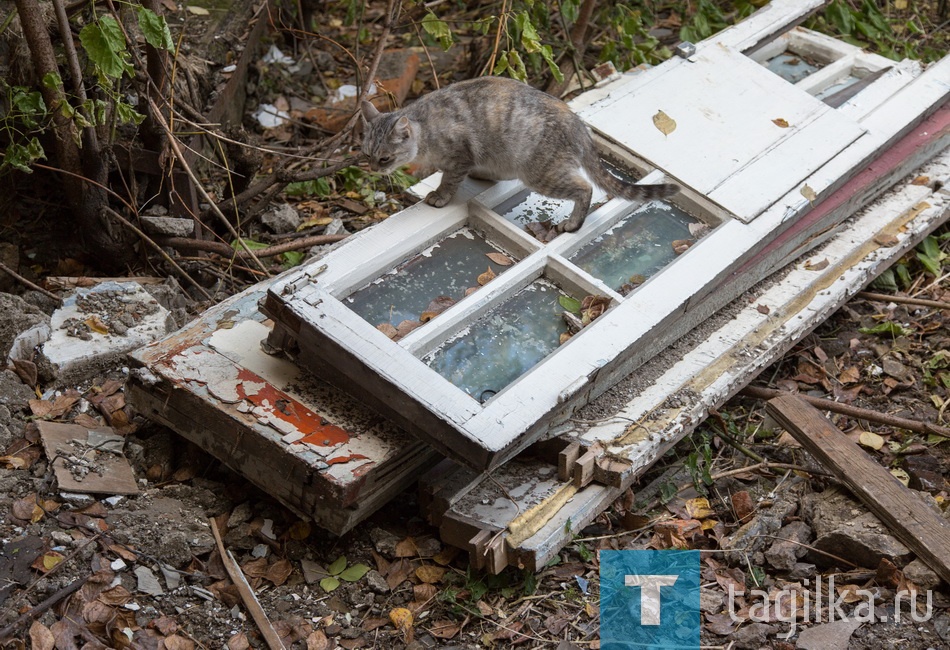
[14,0,135,270]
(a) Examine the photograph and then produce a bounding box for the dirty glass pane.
[570,201,703,292]
[345,228,515,329]
[765,52,823,83]
[815,75,861,101]
[493,159,638,226]
[425,280,573,401]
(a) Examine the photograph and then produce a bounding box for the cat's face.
[361,102,417,174]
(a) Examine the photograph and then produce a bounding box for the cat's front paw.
[556,217,583,233]
[425,191,451,208]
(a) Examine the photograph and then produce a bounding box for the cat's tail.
[587,154,680,203]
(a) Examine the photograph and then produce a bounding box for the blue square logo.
[600,550,700,649]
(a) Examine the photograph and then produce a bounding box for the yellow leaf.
[652,110,676,136]
[890,468,910,486]
[772,118,790,128]
[287,520,311,540]
[415,565,446,584]
[801,184,817,203]
[186,5,210,15]
[684,497,716,520]
[298,216,333,230]
[42,552,64,571]
[477,266,496,286]
[895,0,907,8]
[85,316,110,335]
[858,430,884,450]
[389,607,414,632]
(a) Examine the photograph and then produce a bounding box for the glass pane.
[570,201,704,292]
[425,280,573,401]
[345,228,515,330]
[765,52,822,83]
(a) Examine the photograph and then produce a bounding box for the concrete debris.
[135,565,164,596]
[36,281,173,385]
[795,619,862,650]
[261,203,301,234]
[764,520,813,571]
[801,488,912,569]
[140,216,195,238]
[902,558,941,591]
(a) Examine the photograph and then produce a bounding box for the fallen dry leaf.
[477,266,496,286]
[415,564,446,584]
[29,621,55,650]
[652,110,677,136]
[858,429,885,450]
[413,583,438,602]
[85,315,110,335]
[485,252,513,266]
[804,258,829,271]
[756,304,770,315]
[227,632,251,650]
[800,184,817,203]
[376,323,398,339]
[389,607,414,642]
[306,630,329,650]
[394,537,419,558]
[163,635,196,650]
[429,619,461,640]
[265,558,294,586]
[772,117,790,128]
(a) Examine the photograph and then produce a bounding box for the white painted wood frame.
[263,3,950,471]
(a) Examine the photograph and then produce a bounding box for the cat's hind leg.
[545,174,593,233]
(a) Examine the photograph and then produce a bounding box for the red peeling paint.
[235,367,350,446]
[325,454,370,466]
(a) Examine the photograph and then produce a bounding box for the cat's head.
[360,101,417,174]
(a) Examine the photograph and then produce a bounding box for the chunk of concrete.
[140,216,195,238]
[261,203,301,234]
[801,488,912,569]
[795,619,862,650]
[765,521,813,571]
[902,558,941,591]
[38,281,174,385]
[0,292,50,361]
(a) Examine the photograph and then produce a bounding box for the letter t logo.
[624,575,679,625]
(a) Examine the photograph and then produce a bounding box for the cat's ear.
[394,116,411,138]
[361,100,381,123]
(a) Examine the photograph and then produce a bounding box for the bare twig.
[0,577,88,641]
[210,518,287,650]
[156,233,347,258]
[857,291,950,311]
[145,96,271,277]
[0,262,63,305]
[740,385,950,439]
[102,207,214,302]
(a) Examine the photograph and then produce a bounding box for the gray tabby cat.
[360,76,679,232]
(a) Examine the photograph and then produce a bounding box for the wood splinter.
[210,518,287,650]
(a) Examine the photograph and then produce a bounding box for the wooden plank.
[558,443,581,481]
[583,45,866,221]
[766,394,950,584]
